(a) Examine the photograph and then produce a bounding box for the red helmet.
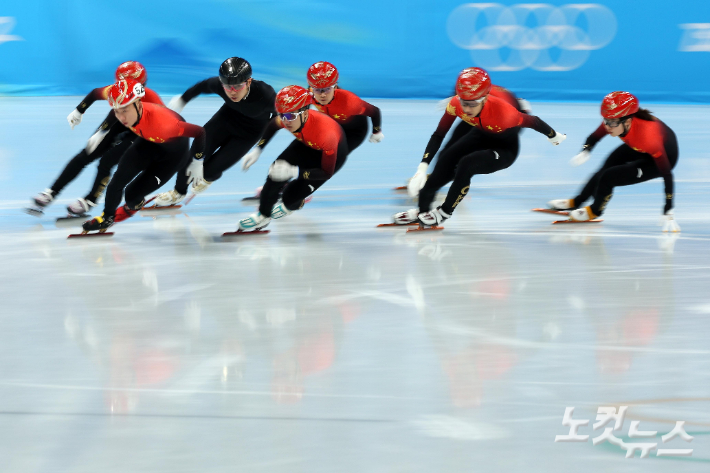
[275,85,312,113]
[455,67,491,101]
[108,79,145,109]
[307,61,339,88]
[601,91,639,119]
[115,61,147,85]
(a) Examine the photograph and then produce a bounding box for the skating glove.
[407,162,429,198]
[242,147,262,171]
[168,95,187,113]
[186,158,205,187]
[660,209,680,233]
[369,131,384,143]
[85,129,109,154]
[67,109,83,129]
[570,150,591,166]
[268,160,299,182]
[547,131,566,146]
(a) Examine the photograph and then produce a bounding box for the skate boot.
[192,179,212,195]
[33,189,56,208]
[25,189,56,216]
[154,189,185,207]
[67,198,96,217]
[81,213,115,233]
[392,208,419,225]
[569,206,597,222]
[417,206,450,226]
[238,212,271,231]
[548,199,575,210]
[271,202,293,220]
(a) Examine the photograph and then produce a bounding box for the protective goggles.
[460,98,484,107]
[312,86,335,94]
[603,118,623,127]
[279,110,306,122]
[222,82,247,92]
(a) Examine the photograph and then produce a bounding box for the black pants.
[419,126,520,214]
[574,130,679,216]
[103,137,190,217]
[173,107,264,195]
[341,116,369,154]
[258,139,349,216]
[51,121,133,203]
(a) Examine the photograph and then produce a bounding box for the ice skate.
[532,199,572,216]
[408,206,448,232]
[25,189,55,216]
[553,206,603,224]
[271,202,293,220]
[68,213,115,238]
[548,199,575,210]
[381,208,420,227]
[66,198,96,217]
[192,179,212,195]
[228,212,271,236]
[114,205,139,223]
[146,189,185,209]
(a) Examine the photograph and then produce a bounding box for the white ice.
[1,97,710,472]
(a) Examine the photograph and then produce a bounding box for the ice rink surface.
[1,97,710,472]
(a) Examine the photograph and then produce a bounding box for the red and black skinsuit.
[257,111,348,216]
[100,103,206,219]
[572,117,678,216]
[418,92,558,215]
[49,85,164,204]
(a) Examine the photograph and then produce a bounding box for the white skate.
[67,198,96,216]
[417,206,450,226]
[192,179,212,195]
[548,199,575,210]
[392,208,419,225]
[238,212,271,231]
[154,189,185,207]
[271,203,293,220]
[569,207,596,222]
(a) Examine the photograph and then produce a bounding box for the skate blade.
[67,231,114,239]
[406,225,444,233]
[24,207,44,217]
[376,222,420,227]
[532,208,570,216]
[141,204,183,210]
[552,219,603,225]
[222,230,270,237]
[393,185,408,191]
[183,194,196,206]
[241,195,260,202]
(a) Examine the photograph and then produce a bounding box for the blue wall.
[1,1,709,102]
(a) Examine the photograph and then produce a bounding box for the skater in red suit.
[240,61,381,184]
[547,91,680,231]
[237,85,348,232]
[81,78,206,233]
[393,67,565,227]
[29,61,165,217]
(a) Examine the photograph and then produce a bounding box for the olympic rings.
[447,3,617,71]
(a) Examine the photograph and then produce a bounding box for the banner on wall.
[1,1,709,102]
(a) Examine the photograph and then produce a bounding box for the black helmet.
[219,57,252,85]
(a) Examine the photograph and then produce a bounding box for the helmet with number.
[108,79,145,110]
[455,67,491,101]
[307,61,339,88]
[219,57,252,86]
[115,61,147,85]
[601,91,639,119]
[275,85,312,113]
